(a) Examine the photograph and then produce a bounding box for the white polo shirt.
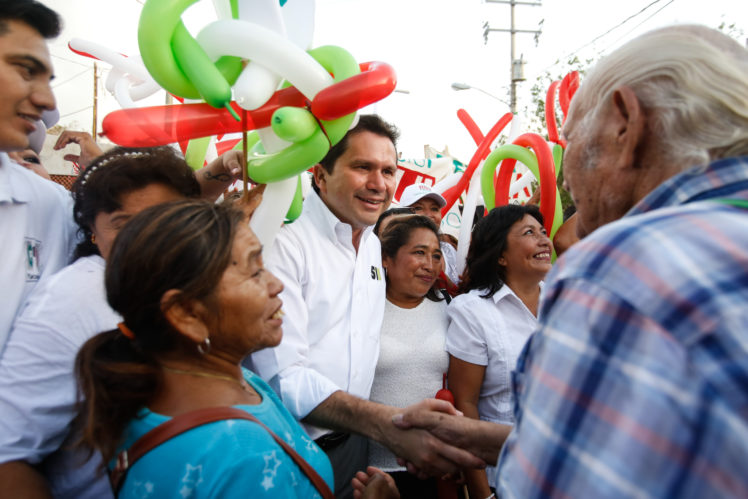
[0,153,76,352]
[0,255,119,498]
[249,191,386,440]
[446,284,540,425]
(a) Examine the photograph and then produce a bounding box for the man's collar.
[626,156,748,217]
[0,152,22,204]
[491,281,544,304]
[305,190,375,245]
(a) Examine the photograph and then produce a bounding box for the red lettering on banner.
[395,167,436,202]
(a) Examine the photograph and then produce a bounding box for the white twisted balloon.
[68,38,161,109]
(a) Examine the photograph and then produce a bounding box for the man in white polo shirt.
[0,0,76,353]
[250,115,482,497]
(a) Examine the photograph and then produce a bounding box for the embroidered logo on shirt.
[370,266,382,280]
[25,238,41,282]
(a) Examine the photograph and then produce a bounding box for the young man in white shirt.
[0,2,79,496]
[0,1,76,353]
[250,115,483,497]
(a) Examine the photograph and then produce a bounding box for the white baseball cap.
[399,183,447,208]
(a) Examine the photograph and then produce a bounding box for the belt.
[314,432,350,452]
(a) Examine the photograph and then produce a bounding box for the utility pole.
[484,0,542,113]
[92,62,98,138]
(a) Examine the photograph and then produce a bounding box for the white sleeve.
[0,260,118,465]
[440,242,460,284]
[249,231,339,420]
[445,294,489,366]
[0,297,83,464]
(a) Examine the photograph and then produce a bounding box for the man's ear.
[161,289,210,345]
[609,86,646,170]
[312,164,327,194]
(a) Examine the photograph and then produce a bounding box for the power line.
[52,67,92,89]
[602,0,676,52]
[51,52,91,68]
[540,0,668,73]
[562,0,665,58]
[59,105,93,119]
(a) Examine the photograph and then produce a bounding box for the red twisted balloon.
[441,111,513,215]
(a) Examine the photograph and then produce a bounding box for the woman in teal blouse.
[74,200,333,498]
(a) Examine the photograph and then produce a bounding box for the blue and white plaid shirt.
[498,156,748,498]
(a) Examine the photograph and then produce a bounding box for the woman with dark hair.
[0,147,213,498]
[75,200,333,498]
[367,215,451,497]
[446,204,552,498]
[373,206,414,236]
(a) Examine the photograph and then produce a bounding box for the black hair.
[0,0,61,38]
[74,200,245,462]
[374,207,415,236]
[380,215,444,302]
[459,204,544,298]
[71,146,201,260]
[311,114,400,195]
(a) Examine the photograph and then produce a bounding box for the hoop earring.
[197,337,211,355]
[91,233,96,244]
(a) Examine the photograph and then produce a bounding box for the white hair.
[576,25,748,169]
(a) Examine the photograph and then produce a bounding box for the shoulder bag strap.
[111,406,333,499]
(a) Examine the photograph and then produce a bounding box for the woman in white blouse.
[446,204,552,498]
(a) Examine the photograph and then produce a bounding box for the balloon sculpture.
[442,71,579,267]
[94,0,397,251]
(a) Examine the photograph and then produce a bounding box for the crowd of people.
[1,1,747,498]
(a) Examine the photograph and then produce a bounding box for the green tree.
[520,55,594,213]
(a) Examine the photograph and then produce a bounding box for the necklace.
[161,366,250,392]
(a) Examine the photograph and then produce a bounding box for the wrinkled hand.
[392,399,509,475]
[352,467,400,499]
[379,399,484,479]
[235,184,266,219]
[53,130,103,168]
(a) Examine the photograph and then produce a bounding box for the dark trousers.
[317,433,369,499]
[391,471,439,498]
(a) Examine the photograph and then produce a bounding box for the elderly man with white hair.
[495,23,748,497]
[393,24,748,498]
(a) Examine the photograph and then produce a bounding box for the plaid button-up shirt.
[498,156,748,498]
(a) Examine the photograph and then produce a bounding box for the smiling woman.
[368,215,454,497]
[446,204,553,497]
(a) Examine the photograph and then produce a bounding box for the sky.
[41,0,747,165]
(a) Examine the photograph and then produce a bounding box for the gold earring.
[91,234,96,244]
